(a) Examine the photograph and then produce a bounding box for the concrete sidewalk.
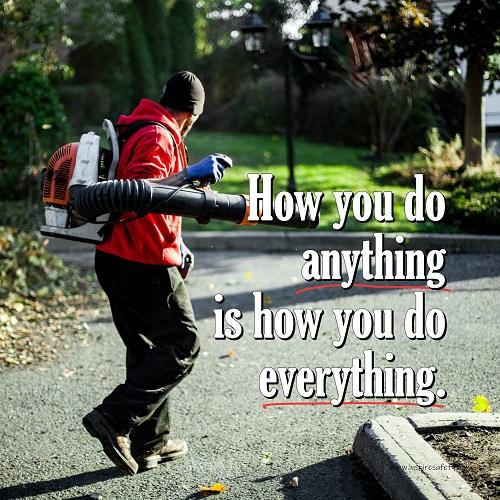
[44,230,500,255]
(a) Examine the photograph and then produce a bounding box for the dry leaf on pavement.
[472,395,491,413]
[199,483,226,496]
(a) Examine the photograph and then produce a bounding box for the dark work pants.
[94,250,200,455]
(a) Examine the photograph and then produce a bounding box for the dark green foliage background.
[168,0,196,72]
[60,0,177,127]
[136,0,173,90]
[0,64,68,199]
[64,34,133,128]
[125,2,157,104]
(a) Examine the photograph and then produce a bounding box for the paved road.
[1,250,499,499]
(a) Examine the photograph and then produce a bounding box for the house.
[326,0,500,153]
[434,0,500,154]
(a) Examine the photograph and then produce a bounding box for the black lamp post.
[306,3,335,48]
[240,10,267,53]
[240,3,334,193]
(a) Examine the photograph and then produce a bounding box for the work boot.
[135,439,188,471]
[82,409,139,476]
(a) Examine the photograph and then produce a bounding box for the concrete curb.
[43,231,500,255]
[352,413,496,500]
[182,231,500,254]
[407,412,500,432]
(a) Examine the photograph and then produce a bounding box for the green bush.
[447,179,500,234]
[371,129,500,233]
[374,129,464,188]
[459,171,500,191]
[0,63,68,200]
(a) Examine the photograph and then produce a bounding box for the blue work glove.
[178,238,194,280]
[185,153,232,184]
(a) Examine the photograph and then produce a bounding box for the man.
[82,71,231,475]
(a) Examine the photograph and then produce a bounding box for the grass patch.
[184,131,455,233]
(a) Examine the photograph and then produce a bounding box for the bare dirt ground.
[426,428,500,499]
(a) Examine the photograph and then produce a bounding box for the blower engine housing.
[40,119,119,243]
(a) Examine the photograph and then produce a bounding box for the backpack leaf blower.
[40,121,320,244]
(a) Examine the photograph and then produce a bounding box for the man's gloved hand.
[185,153,232,184]
[178,238,194,280]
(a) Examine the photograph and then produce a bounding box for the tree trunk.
[0,42,17,76]
[464,54,485,166]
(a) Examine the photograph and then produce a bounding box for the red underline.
[295,283,452,295]
[262,400,446,409]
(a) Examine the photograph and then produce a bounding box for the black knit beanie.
[159,71,205,115]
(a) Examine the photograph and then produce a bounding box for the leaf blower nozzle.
[40,129,319,244]
[70,180,319,229]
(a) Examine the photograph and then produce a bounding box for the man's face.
[180,114,199,139]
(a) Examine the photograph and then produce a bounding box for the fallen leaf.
[199,483,226,496]
[243,271,253,281]
[261,451,272,464]
[219,350,236,359]
[263,295,272,305]
[289,476,299,488]
[472,395,491,413]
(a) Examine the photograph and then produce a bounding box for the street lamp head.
[306,4,334,48]
[240,10,268,53]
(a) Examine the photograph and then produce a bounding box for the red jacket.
[97,99,187,266]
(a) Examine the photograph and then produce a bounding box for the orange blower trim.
[238,195,261,226]
[42,143,79,206]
